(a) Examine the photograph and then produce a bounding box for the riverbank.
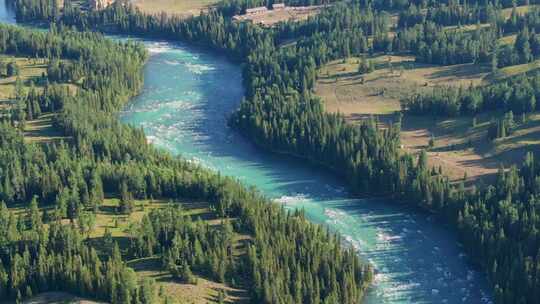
[1,2,495,302]
[120,38,492,303]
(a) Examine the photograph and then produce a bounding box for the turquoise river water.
[0,3,492,303]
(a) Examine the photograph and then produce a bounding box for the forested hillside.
[0,24,372,303]
[11,0,540,303]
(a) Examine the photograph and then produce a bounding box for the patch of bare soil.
[399,116,500,182]
[129,257,250,304]
[22,292,104,304]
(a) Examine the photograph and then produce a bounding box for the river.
[0,3,491,303]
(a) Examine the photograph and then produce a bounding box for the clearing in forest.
[501,4,539,18]
[90,198,250,304]
[129,0,220,16]
[233,5,323,27]
[128,257,249,304]
[316,55,489,118]
[0,56,69,143]
[24,292,105,303]
[0,57,48,99]
[316,55,540,182]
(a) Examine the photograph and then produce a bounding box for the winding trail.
[0,4,491,303]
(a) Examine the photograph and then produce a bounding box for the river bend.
[0,4,491,303]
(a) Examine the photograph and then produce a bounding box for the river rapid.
[0,3,491,303]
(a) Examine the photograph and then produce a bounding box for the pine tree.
[119,182,134,215]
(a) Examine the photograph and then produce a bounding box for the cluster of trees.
[504,5,540,34]
[130,205,372,303]
[487,111,516,139]
[0,24,147,207]
[496,26,540,67]
[0,60,19,77]
[0,203,155,303]
[456,153,540,303]
[275,2,390,43]
[0,27,155,302]
[398,2,502,28]
[392,21,496,65]
[402,70,540,116]
[395,4,540,68]
[128,206,236,284]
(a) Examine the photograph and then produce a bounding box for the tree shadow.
[427,63,490,81]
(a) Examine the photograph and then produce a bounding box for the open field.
[0,56,71,144]
[500,33,517,45]
[315,55,540,182]
[129,257,249,304]
[129,0,220,16]
[399,114,499,181]
[443,23,491,33]
[316,55,489,118]
[0,56,48,99]
[501,4,539,18]
[23,113,67,143]
[233,5,323,27]
[23,292,104,304]
[495,59,540,78]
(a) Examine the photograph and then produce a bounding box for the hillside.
[129,0,219,16]
[316,54,540,182]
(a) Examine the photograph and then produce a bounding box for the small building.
[246,6,268,14]
[272,3,286,10]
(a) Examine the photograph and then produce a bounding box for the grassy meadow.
[130,0,220,16]
[315,53,540,182]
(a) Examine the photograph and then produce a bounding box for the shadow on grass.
[427,63,490,81]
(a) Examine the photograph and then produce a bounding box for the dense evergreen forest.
[0,23,372,304]
[11,0,540,302]
[402,71,540,116]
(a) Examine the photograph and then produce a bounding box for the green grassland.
[0,55,71,143]
[130,0,220,16]
[316,55,488,117]
[0,56,48,100]
[315,53,540,182]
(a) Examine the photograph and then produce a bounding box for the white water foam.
[324,207,347,220]
[273,194,309,205]
[164,60,183,66]
[376,230,402,243]
[147,42,172,54]
[186,62,215,74]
